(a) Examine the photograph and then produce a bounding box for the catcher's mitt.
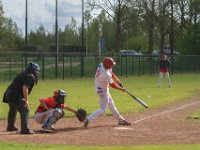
[76,108,87,122]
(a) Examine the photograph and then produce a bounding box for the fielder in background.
[84,57,131,127]
[3,62,40,134]
[35,89,77,133]
[157,54,171,88]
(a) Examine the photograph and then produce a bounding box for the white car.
[120,50,143,57]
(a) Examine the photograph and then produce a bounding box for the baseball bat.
[126,91,148,108]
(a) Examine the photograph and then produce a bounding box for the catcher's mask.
[25,62,40,84]
[102,57,116,69]
[53,90,67,105]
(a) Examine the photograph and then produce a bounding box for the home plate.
[114,127,133,130]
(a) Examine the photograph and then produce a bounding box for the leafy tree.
[0,1,23,51]
[182,23,200,54]
[28,24,48,51]
[2,18,23,50]
[60,17,80,46]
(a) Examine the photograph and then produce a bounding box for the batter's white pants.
[158,72,171,87]
[35,109,55,124]
[87,89,124,122]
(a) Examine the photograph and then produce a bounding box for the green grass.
[1,74,200,149]
[188,109,200,119]
[1,143,200,150]
[1,74,200,119]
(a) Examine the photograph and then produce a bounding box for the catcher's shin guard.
[43,108,64,129]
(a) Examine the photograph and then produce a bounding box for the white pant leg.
[165,72,171,86]
[87,90,109,122]
[35,109,55,124]
[107,92,124,121]
[158,72,163,86]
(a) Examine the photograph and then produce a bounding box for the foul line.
[132,101,200,124]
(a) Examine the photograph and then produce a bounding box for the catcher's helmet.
[102,57,116,69]
[25,62,40,83]
[53,90,67,105]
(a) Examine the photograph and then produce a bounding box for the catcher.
[35,89,86,133]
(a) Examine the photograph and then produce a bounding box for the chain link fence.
[0,52,200,81]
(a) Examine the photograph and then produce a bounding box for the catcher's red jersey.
[35,97,65,113]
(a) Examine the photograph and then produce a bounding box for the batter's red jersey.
[35,97,65,113]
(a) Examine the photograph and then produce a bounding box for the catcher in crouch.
[35,89,86,133]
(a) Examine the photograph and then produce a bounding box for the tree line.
[0,0,200,55]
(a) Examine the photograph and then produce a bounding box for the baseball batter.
[84,57,131,127]
[157,54,171,88]
[35,90,77,133]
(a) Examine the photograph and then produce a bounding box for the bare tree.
[157,0,171,53]
[86,0,132,53]
[175,0,190,39]
[135,0,157,54]
[189,0,200,25]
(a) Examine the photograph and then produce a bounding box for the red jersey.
[35,97,65,113]
[160,69,168,73]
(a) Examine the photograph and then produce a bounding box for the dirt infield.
[1,94,200,146]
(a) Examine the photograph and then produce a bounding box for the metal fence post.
[9,55,11,80]
[62,53,65,80]
[139,56,141,76]
[125,56,128,76]
[42,52,45,80]
[80,53,84,77]
[132,56,134,75]
[70,55,72,77]
[55,53,58,78]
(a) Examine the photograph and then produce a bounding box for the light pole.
[80,0,84,77]
[98,24,102,58]
[25,0,28,50]
[55,0,58,55]
[55,0,58,78]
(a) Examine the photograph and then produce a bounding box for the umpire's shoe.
[84,118,89,128]
[20,129,35,134]
[118,120,131,126]
[7,126,18,131]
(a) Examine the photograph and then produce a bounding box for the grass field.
[1,143,200,150]
[1,74,200,149]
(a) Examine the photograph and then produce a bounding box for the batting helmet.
[25,62,40,83]
[53,90,67,105]
[102,57,116,69]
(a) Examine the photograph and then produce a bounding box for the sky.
[1,0,82,35]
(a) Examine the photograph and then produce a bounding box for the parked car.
[152,50,160,57]
[163,49,180,55]
[120,50,143,57]
[152,49,180,57]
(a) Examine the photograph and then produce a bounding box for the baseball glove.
[76,108,87,122]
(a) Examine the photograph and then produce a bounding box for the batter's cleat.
[84,118,89,128]
[40,127,53,133]
[6,126,18,131]
[118,120,131,126]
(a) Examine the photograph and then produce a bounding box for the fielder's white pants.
[35,109,55,124]
[87,89,124,122]
[158,72,171,87]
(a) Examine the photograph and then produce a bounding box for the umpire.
[3,62,40,134]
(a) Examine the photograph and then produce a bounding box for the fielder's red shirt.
[160,69,168,73]
[35,97,65,113]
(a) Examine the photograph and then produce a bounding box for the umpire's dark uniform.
[3,62,40,134]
